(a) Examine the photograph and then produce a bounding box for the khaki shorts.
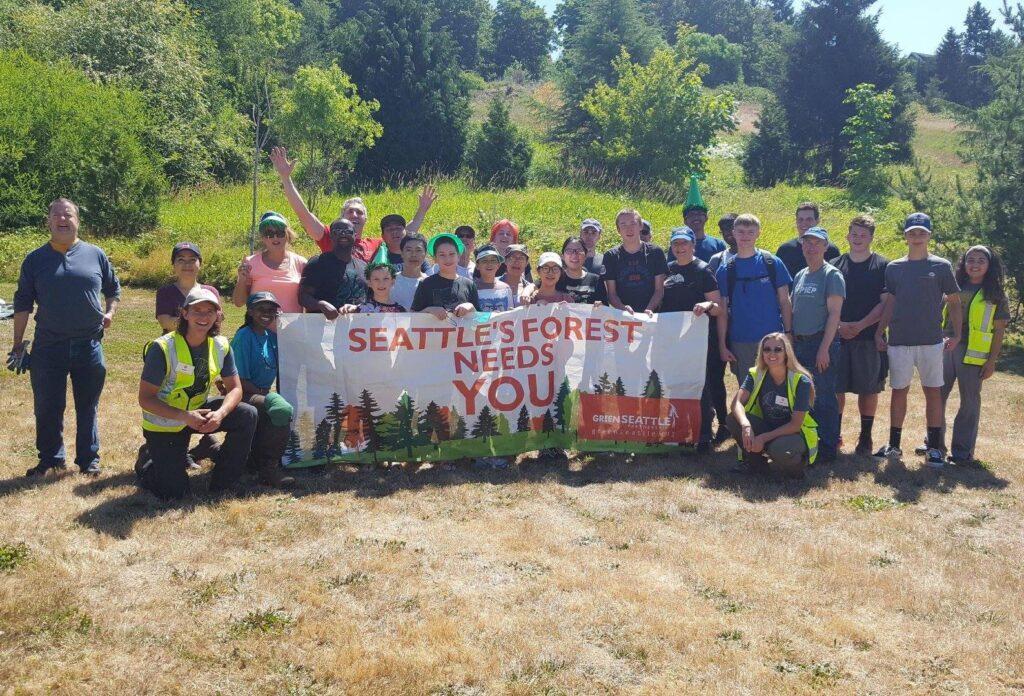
[887,343,944,389]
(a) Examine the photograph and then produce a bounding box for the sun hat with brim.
[504,243,529,259]
[670,226,696,244]
[537,251,563,268]
[259,211,288,230]
[247,291,280,308]
[184,286,221,309]
[427,232,464,256]
[171,241,202,263]
[474,245,504,264]
[802,226,829,243]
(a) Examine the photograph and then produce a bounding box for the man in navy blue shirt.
[12,198,121,477]
[683,175,727,263]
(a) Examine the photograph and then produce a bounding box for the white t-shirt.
[475,280,515,312]
[391,273,425,311]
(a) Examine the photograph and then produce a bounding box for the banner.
[277,305,708,466]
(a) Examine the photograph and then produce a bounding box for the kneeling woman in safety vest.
[138,287,257,499]
[939,246,1009,466]
[728,332,818,477]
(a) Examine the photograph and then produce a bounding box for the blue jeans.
[30,337,107,468]
[794,336,840,457]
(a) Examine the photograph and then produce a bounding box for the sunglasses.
[761,346,785,354]
[261,228,286,238]
[457,233,475,240]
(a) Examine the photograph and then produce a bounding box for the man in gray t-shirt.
[790,227,846,461]
[874,213,962,468]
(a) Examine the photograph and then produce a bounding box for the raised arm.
[406,184,437,234]
[270,146,326,242]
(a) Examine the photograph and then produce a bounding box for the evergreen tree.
[357,388,383,454]
[961,2,1011,107]
[642,370,663,399]
[841,83,897,200]
[541,409,556,435]
[324,392,346,450]
[496,413,511,436]
[768,0,794,23]
[517,405,531,432]
[491,0,553,77]
[554,378,572,432]
[433,0,490,71]
[395,392,417,457]
[593,372,613,395]
[465,97,533,188]
[376,412,402,451]
[418,401,449,443]
[934,27,965,102]
[284,429,303,464]
[332,0,470,180]
[613,377,627,396]
[781,0,913,181]
[471,406,498,439]
[450,406,468,440]
[742,94,800,187]
[313,418,331,459]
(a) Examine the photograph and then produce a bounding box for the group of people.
[9,160,1009,498]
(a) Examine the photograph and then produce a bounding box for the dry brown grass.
[1,289,1023,694]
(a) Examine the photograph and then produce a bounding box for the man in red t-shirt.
[270,146,437,262]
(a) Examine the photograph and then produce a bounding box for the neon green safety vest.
[943,290,997,367]
[142,332,230,432]
[743,368,819,465]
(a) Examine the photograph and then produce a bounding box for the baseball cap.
[247,291,280,308]
[171,242,202,263]
[904,212,932,233]
[380,213,407,231]
[427,232,464,256]
[537,251,563,268]
[803,226,829,242]
[580,218,602,233]
[504,243,529,259]
[455,225,476,239]
[258,211,288,230]
[670,226,695,244]
[183,286,221,309]
[474,244,504,264]
[641,218,652,234]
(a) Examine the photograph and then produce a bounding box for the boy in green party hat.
[340,243,406,313]
[683,173,727,263]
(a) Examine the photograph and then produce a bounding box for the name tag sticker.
[175,363,195,375]
[775,395,789,407]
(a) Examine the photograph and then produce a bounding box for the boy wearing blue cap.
[791,226,846,462]
[874,213,962,468]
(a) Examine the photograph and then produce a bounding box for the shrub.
[0,50,164,234]
[465,97,533,188]
[682,31,743,87]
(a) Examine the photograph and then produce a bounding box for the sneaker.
[873,445,903,461]
[79,460,102,476]
[914,441,928,456]
[855,436,873,456]
[925,448,945,469]
[713,425,731,445]
[25,462,67,477]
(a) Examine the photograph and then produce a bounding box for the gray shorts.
[836,339,887,394]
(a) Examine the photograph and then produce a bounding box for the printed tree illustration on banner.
[554,378,571,432]
[516,405,530,432]
[541,409,555,435]
[313,418,331,460]
[376,413,401,453]
[357,389,383,461]
[450,406,467,440]
[418,401,449,452]
[592,372,613,395]
[471,406,498,440]
[325,392,346,451]
[394,392,418,458]
[496,413,511,436]
[284,429,303,464]
[613,377,627,396]
[642,370,663,399]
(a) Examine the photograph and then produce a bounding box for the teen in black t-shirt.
[603,210,668,314]
[557,236,607,305]
[412,233,480,318]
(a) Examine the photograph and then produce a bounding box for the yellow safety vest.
[142,332,230,432]
[943,290,996,366]
[743,368,819,465]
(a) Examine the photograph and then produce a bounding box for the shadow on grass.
[993,341,1024,378]
[63,442,1011,538]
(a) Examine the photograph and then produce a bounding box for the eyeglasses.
[539,265,561,273]
[761,346,784,354]
[563,248,585,255]
[261,228,286,238]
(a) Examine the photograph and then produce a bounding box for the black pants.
[705,341,728,431]
[141,398,257,500]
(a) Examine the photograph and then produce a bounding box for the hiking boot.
[189,434,221,463]
[854,436,873,456]
[258,461,295,488]
[26,462,67,478]
[873,445,902,461]
[925,448,946,469]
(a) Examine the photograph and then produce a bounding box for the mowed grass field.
[1,286,1023,694]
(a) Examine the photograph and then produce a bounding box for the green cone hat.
[683,174,708,214]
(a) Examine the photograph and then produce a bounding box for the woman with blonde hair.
[233,212,307,313]
[728,332,818,477]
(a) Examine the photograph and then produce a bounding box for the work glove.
[6,341,30,375]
